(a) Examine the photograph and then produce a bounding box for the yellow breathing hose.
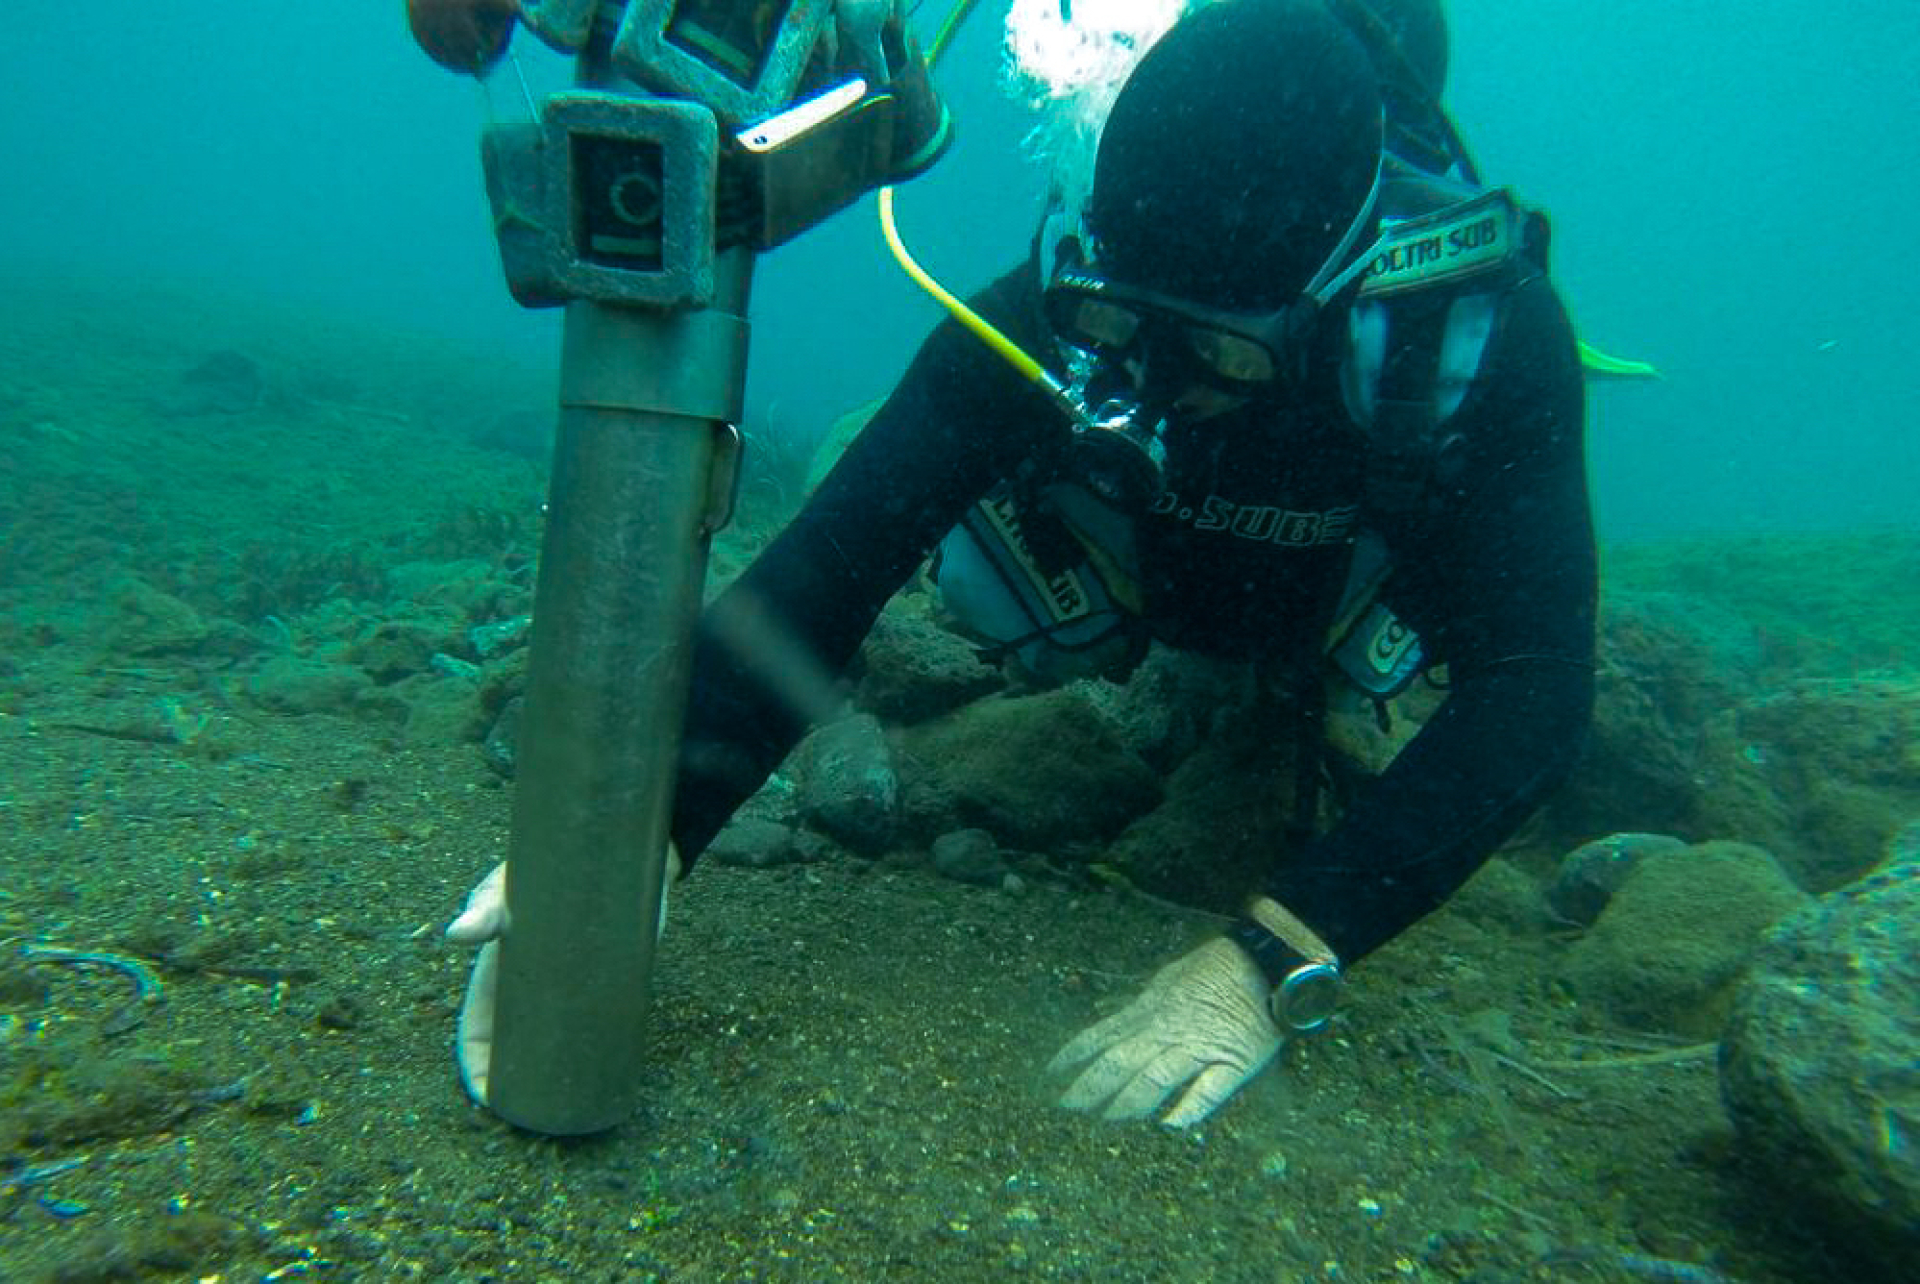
[875,187,1080,419]
[875,1,1083,417]
[926,0,978,65]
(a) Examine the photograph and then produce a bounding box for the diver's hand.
[1048,936,1280,1127]
[446,863,507,1103]
[446,847,680,1105]
[406,0,520,77]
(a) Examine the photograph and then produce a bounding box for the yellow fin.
[1579,339,1662,381]
[803,397,885,493]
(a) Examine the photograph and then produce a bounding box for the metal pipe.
[486,253,750,1135]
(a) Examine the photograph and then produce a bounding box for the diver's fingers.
[455,940,499,1103]
[1160,1059,1256,1129]
[1046,1002,1152,1077]
[1100,1044,1204,1122]
[1056,1031,1161,1113]
[656,844,683,939]
[447,863,507,944]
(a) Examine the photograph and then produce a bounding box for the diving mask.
[1045,268,1317,390]
[1043,139,1386,395]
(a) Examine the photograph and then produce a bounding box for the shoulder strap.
[1362,298,1455,515]
[1359,187,1540,300]
[1343,187,1548,515]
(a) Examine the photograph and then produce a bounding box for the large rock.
[1447,856,1553,937]
[1697,679,1920,889]
[706,816,805,869]
[1559,840,1809,1037]
[791,713,898,852]
[1085,658,1427,909]
[1549,592,1764,841]
[97,575,211,658]
[1104,734,1296,911]
[929,828,1010,888]
[386,558,524,626]
[852,597,1002,725]
[1555,605,1920,895]
[1719,853,1920,1273]
[1544,831,1689,927]
[390,672,486,747]
[895,687,1161,853]
[246,655,373,716]
[344,619,459,684]
[1068,646,1252,772]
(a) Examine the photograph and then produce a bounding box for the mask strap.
[1038,184,1099,288]
[1300,117,1387,306]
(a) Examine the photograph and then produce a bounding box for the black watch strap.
[1228,917,1314,988]
[1229,905,1344,1034]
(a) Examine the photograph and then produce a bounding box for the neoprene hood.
[1086,0,1385,313]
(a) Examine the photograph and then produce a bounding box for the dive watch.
[1228,898,1342,1034]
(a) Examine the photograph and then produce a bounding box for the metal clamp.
[520,0,836,126]
[736,77,893,248]
[485,93,719,309]
[516,0,603,53]
[616,0,836,127]
[487,1,949,304]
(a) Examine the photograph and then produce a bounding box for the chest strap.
[1347,290,1500,515]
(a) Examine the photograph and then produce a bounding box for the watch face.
[1273,964,1341,1032]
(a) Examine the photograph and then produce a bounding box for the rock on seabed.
[1719,854,1920,1272]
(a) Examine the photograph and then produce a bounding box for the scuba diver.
[448,0,1596,1127]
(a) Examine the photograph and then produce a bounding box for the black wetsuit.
[672,260,1595,965]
